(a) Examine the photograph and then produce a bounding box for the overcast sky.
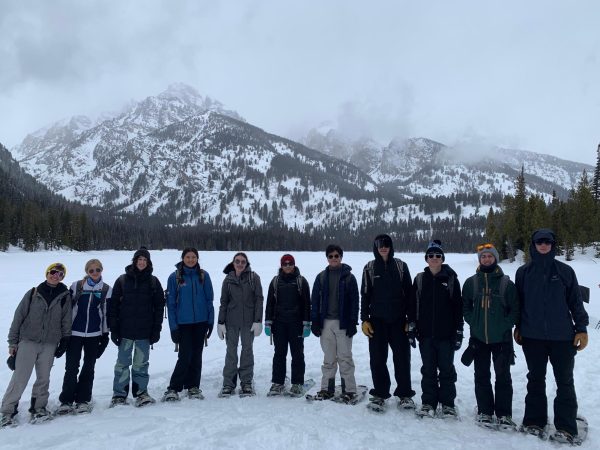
[1,1,599,164]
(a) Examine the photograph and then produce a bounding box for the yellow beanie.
[45,262,67,277]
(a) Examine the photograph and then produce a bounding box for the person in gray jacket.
[217,252,264,397]
[1,263,72,427]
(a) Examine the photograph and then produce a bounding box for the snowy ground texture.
[0,248,598,450]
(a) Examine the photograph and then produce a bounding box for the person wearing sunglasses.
[265,254,311,396]
[1,263,72,427]
[514,229,589,444]
[408,240,463,419]
[162,247,214,402]
[310,244,360,403]
[217,252,264,397]
[360,234,415,412]
[108,247,165,408]
[462,244,518,431]
[55,259,112,416]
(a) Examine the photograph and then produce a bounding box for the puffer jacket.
[462,266,518,344]
[167,262,214,330]
[8,282,71,347]
[218,264,263,327]
[265,267,311,323]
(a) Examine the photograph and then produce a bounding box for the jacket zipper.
[484,273,489,344]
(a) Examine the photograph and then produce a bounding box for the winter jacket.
[265,267,311,323]
[167,262,214,331]
[108,264,165,341]
[218,264,264,327]
[462,266,518,344]
[311,263,359,331]
[408,265,463,340]
[8,282,71,347]
[516,230,589,341]
[360,242,412,323]
[69,278,111,337]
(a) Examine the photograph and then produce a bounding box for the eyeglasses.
[375,238,392,249]
[49,269,65,277]
[476,243,495,251]
[427,254,443,259]
[234,259,247,265]
[88,268,102,274]
[281,262,294,267]
[327,254,341,260]
[534,238,554,245]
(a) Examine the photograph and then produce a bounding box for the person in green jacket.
[462,243,519,430]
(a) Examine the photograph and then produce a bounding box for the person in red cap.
[265,254,311,396]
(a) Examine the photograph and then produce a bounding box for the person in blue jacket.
[162,248,214,401]
[514,229,589,444]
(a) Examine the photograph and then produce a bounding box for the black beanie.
[132,247,152,265]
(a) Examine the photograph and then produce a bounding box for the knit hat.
[132,247,152,264]
[532,228,556,244]
[477,243,500,263]
[181,247,199,260]
[281,254,295,266]
[425,239,445,262]
[45,262,67,277]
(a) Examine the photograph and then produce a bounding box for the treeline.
[485,145,600,260]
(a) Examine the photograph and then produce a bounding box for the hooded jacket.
[515,229,589,340]
[166,262,214,331]
[360,238,412,323]
[265,267,311,323]
[218,263,264,327]
[311,263,359,330]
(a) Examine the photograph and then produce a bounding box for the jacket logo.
[442,282,448,287]
[550,275,559,281]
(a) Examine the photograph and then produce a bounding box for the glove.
[250,322,262,337]
[454,330,463,351]
[311,322,321,337]
[54,337,70,358]
[150,329,161,345]
[346,324,357,337]
[96,333,109,359]
[406,322,417,348]
[302,321,311,338]
[170,329,180,344]
[217,323,226,340]
[574,332,588,351]
[460,338,477,367]
[206,323,213,340]
[362,321,374,338]
[513,328,522,346]
[111,332,121,347]
[264,321,272,337]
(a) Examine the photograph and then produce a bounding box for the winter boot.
[314,389,335,401]
[187,387,204,400]
[110,396,128,407]
[497,415,517,431]
[549,429,575,444]
[0,413,17,428]
[367,396,386,413]
[476,413,495,429]
[289,384,304,397]
[441,405,458,419]
[54,402,74,416]
[339,392,356,404]
[416,404,436,418]
[398,397,416,410]
[240,383,255,397]
[29,407,52,424]
[268,383,285,396]
[218,386,234,398]
[134,391,156,407]
[161,389,180,402]
[74,402,93,414]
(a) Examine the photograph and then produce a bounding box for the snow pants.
[169,322,208,391]
[472,337,513,417]
[222,324,255,388]
[59,335,100,404]
[418,336,457,408]
[319,319,356,393]
[271,320,305,385]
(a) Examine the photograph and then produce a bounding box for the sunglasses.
[327,254,341,260]
[427,253,443,259]
[534,238,554,245]
[281,262,294,267]
[88,268,102,274]
[49,269,65,277]
[375,238,392,249]
[234,259,247,265]
[476,243,494,251]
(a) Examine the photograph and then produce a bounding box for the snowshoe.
[397,397,416,410]
[440,405,459,420]
[519,424,549,440]
[187,387,204,400]
[0,413,17,428]
[134,392,155,407]
[549,429,576,445]
[496,415,517,432]
[29,407,53,424]
[74,402,93,414]
[109,396,128,408]
[239,383,256,398]
[475,413,496,430]
[332,385,368,405]
[306,389,335,402]
[367,396,386,414]
[267,383,285,397]
[218,386,234,398]
[284,379,316,398]
[54,402,74,416]
[415,404,436,418]
[161,389,180,402]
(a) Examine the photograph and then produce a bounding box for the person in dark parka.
[515,229,589,444]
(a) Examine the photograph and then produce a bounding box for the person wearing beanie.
[217,252,264,397]
[265,254,311,396]
[360,234,415,411]
[408,239,463,418]
[55,259,112,416]
[108,247,165,407]
[310,244,359,403]
[462,243,519,430]
[1,263,71,427]
[162,248,214,402]
[515,229,589,443]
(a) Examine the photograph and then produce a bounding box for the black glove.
[407,322,417,348]
[111,332,121,347]
[170,329,180,344]
[206,323,214,340]
[150,329,161,345]
[311,322,321,337]
[54,337,70,358]
[346,324,357,337]
[454,330,464,351]
[460,337,477,367]
[96,333,109,359]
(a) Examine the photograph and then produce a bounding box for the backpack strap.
[415,273,423,320]
[271,275,279,302]
[393,258,405,283]
[472,273,510,314]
